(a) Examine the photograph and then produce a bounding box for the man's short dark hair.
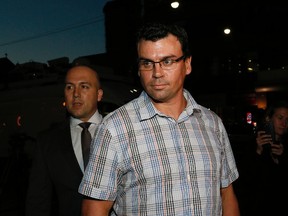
[136,22,191,57]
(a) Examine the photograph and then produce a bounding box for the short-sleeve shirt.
[79,89,239,216]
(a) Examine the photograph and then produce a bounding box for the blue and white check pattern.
[79,89,239,216]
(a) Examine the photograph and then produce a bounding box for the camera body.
[263,121,279,145]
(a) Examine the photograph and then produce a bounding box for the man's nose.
[152,63,164,77]
[73,87,80,98]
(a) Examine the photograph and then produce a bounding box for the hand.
[256,131,272,155]
[271,143,284,156]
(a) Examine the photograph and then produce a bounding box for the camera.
[263,122,279,145]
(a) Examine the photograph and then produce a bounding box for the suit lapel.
[59,120,83,177]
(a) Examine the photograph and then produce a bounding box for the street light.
[224,28,231,35]
[171,1,179,9]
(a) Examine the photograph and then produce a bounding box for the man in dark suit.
[25,64,103,216]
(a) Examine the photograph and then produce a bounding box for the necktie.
[79,122,92,169]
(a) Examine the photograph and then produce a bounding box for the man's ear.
[98,89,103,102]
[185,56,192,75]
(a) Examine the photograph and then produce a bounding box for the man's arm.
[81,198,114,216]
[221,184,240,216]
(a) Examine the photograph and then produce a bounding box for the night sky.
[0,0,111,64]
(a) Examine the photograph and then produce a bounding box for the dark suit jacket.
[25,119,84,216]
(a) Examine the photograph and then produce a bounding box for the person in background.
[79,22,240,216]
[253,100,288,215]
[25,64,103,216]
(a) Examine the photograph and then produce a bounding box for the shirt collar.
[137,89,202,121]
[70,110,103,128]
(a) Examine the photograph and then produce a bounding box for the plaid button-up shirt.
[79,89,239,216]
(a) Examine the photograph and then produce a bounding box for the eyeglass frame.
[138,55,186,71]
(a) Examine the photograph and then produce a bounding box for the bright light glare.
[171,1,179,8]
[224,28,231,35]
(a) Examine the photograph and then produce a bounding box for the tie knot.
[79,122,91,129]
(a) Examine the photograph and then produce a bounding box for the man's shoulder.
[38,120,69,137]
[104,98,140,119]
[197,104,219,117]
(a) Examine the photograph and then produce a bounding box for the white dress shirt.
[70,110,102,172]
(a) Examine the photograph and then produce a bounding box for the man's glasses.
[138,55,186,71]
